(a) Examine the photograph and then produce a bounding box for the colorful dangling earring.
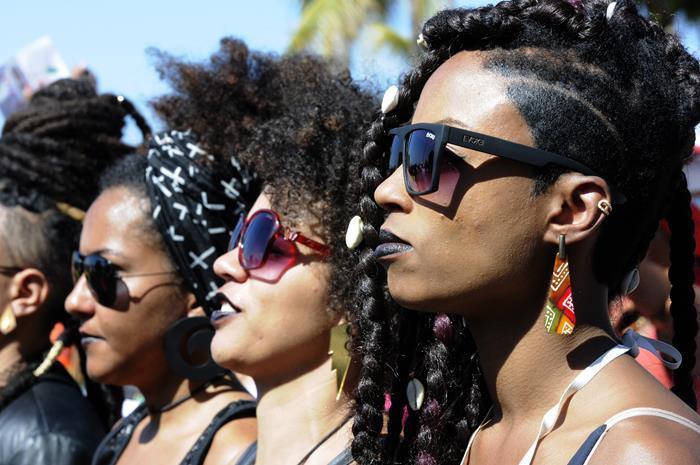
[544,234,576,335]
[329,323,351,401]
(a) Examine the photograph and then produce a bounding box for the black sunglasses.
[71,252,175,307]
[388,123,626,204]
[0,266,22,276]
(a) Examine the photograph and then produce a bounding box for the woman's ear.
[543,173,613,247]
[185,292,205,318]
[8,268,50,320]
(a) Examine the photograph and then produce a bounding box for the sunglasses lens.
[71,251,83,284]
[84,255,116,306]
[240,211,278,269]
[388,134,402,173]
[228,214,246,251]
[248,237,297,283]
[406,129,437,194]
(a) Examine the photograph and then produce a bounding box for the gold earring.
[0,305,17,335]
[328,323,351,401]
[597,199,612,216]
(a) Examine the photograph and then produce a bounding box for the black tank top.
[235,443,352,465]
[93,399,256,465]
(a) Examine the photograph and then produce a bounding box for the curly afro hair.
[151,38,379,315]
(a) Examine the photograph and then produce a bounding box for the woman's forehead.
[413,52,512,129]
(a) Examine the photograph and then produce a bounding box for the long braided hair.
[0,78,150,427]
[350,1,700,464]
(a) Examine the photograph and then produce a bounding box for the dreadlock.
[0,77,150,428]
[351,1,700,464]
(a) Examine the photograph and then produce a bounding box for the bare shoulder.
[588,413,700,465]
[202,416,257,465]
[198,388,257,465]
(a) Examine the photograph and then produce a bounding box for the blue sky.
[1,0,698,142]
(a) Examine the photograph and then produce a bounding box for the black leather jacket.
[0,365,106,465]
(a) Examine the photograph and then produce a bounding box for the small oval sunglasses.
[228,209,330,283]
[71,252,175,307]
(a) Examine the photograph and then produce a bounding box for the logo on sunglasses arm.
[462,135,485,146]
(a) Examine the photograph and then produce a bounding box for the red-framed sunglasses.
[228,209,331,283]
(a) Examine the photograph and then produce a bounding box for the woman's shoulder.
[196,394,257,465]
[564,356,700,464]
[199,411,256,465]
[586,408,700,465]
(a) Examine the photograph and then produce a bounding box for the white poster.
[0,36,69,117]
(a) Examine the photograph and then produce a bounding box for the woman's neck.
[467,279,617,425]
[0,340,24,388]
[137,369,206,421]
[255,358,351,465]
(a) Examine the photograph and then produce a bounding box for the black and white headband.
[145,129,257,314]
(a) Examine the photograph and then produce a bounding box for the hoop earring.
[163,317,224,381]
[0,305,17,335]
[328,323,351,401]
[544,235,576,335]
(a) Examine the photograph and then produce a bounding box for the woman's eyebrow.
[435,117,474,130]
[82,248,126,259]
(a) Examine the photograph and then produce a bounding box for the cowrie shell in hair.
[606,1,617,21]
[621,267,640,295]
[381,85,399,114]
[407,378,425,411]
[417,33,429,50]
[345,215,364,249]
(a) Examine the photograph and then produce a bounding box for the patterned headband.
[145,129,257,314]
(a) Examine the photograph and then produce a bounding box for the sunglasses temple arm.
[293,234,331,257]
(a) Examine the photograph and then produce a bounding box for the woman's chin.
[210,339,245,373]
[389,291,436,313]
[386,277,429,310]
[86,365,119,386]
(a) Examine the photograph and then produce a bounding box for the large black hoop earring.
[163,316,224,381]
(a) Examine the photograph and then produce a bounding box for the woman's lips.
[79,331,105,346]
[374,229,413,259]
[210,293,242,326]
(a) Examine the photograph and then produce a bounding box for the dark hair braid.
[0,78,148,427]
[412,315,452,465]
[667,174,698,409]
[352,0,700,462]
[350,111,399,465]
[1,78,150,210]
[350,50,462,465]
[383,309,419,458]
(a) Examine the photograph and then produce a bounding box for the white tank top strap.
[516,345,631,465]
[460,331,685,465]
[578,408,700,465]
[604,407,700,432]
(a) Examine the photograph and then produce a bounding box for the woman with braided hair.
[349,1,700,464]
[0,77,149,465]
